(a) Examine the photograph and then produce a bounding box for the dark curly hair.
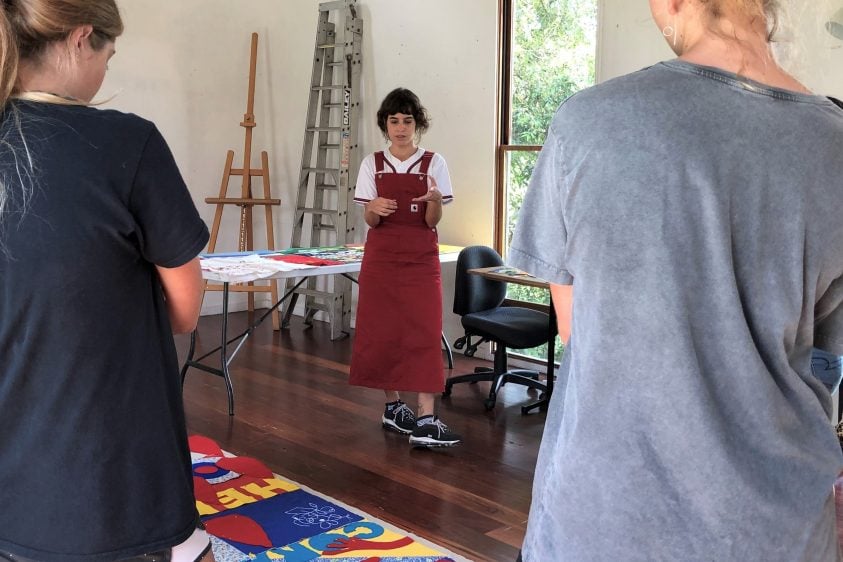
[376,88,430,139]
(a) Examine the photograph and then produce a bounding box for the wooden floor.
[178,311,548,562]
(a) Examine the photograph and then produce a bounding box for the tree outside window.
[498,0,598,361]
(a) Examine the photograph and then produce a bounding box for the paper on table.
[200,254,316,283]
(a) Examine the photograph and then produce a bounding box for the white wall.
[103,0,843,344]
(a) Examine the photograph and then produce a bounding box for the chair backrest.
[453,245,507,316]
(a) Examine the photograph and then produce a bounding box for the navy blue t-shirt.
[0,101,209,560]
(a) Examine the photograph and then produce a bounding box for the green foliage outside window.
[504,0,597,362]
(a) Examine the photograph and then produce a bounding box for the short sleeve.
[816,276,843,355]
[129,126,209,267]
[507,119,572,285]
[429,153,454,204]
[354,153,377,206]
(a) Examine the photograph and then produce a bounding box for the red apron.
[349,151,444,392]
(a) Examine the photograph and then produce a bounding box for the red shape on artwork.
[265,254,345,266]
[193,476,219,505]
[194,465,219,475]
[189,435,224,457]
[323,536,414,555]
[204,514,272,548]
[216,456,273,478]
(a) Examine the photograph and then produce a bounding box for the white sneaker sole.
[382,417,414,435]
[408,435,461,448]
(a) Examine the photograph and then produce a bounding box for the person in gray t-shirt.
[510,1,843,560]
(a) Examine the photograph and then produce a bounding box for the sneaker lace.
[430,418,449,435]
[394,403,415,422]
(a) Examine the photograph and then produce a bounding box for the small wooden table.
[467,266,557,414]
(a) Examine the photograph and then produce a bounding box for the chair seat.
[462,307,550,350]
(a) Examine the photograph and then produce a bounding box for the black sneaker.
[409,416,462,448]
[382,401,417,434]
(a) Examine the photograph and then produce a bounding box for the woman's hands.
[364,177,443,228]
[363,196,396,227]
[412,176,443,203]
[366,197,398,217]
[416,177,443,228]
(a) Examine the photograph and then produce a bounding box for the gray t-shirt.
[510,60,843,561]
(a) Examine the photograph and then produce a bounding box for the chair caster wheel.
[484,398,496,410]
[454,336,466,350]
[442,385,452,397]
[464,347,476,357]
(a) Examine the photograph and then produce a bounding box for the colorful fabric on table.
[265,254,348,266]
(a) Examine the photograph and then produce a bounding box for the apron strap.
[375,151,398,173]
[408,151,435,175]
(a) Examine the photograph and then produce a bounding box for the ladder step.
[313,86,344,91]
[317,43,338,49]
[320,143,340,149]
[299,208,337,215]
[298,289,338,300]
[303,167,340,174]
[306,127,342,132]
[205,197,281,206]
[319,1,348,12]
[315,184,338,191]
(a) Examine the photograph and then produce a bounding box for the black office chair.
[443,245,551,410]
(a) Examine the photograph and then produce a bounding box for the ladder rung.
[306,127,341,132]
[205,197,281,206]
[313,224,337,231]
[319,1,348,12]
[320,143,340,149]
[315,184,338,191]
[317,43,338,49]
[323,103,342,108]
[313,86,344,91]
[299,208,337,215]
[297,289,336,299]
[303,167,340,174]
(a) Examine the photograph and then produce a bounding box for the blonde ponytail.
[0,5,19,110]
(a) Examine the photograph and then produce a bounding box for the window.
[496,0,599,360]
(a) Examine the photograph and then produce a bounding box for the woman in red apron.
[350,88,460,448]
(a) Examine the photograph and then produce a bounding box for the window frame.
[494,0,602,254]
[495,0,543,253]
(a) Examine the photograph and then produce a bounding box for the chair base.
[443,368,546,411]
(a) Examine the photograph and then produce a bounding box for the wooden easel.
[204,32,282,330]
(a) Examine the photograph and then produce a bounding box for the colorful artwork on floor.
[190,435,463,562]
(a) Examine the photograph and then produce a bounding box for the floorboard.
[179,311,547,562]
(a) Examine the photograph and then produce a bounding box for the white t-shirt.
[354,147,454,205]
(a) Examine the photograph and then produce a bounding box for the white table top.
[201,246,460,283]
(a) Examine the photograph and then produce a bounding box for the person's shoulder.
[559,64,665,109]
[416,148,446,164]
[17,101,158,142]
[547,64,670,136]
[361,152,378,166]
[83,105,157,137]
[825,97,843,124]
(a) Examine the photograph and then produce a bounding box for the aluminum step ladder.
[281,0,363,339]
